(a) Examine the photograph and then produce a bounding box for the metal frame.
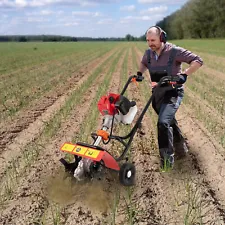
[105,75,154,161]
[60,74,177,176]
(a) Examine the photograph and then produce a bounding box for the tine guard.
[60,142,120,171]
[102,151,120,171]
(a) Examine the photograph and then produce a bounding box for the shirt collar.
[151,43,167,59]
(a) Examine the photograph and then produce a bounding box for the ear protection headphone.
[146,26,167,43]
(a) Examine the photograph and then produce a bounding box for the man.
[137,26,203,170]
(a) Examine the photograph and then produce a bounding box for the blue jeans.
[153,88,184,158]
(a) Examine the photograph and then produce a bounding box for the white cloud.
[120,14,164,23]
[37,24,62,28]
[93,12,101,17]
[79,1,97,7]
[120,16,150,23]
[15,0,27,7]
[141,16,152,21]
[120,5,135,12]
[27,17,51,22]
[0,0,186,37]
[9,17,23,25]
[138,0,187,4]
[58,16,87,23]
[140,6,168,14]
[0,0,118,8]
[72,11,102,17]
[120,19,130,24]
[26,10,63,16]
[0,14,9,19]
[72,11,92,16]
[89,28,99,31]
[0,0,75,8]
[97,18,113,25]
[40,10,53,15]
[64,22,79,26]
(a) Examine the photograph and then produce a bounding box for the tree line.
[156,0,225,39]
[0,34,145,42]
[0,35,78,42]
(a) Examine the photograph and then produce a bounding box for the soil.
[0,45,225,225]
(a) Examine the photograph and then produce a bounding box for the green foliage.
[0,35,78,42]
[0,35,145,42]
[0,34,145,42]
[156,0,225,39]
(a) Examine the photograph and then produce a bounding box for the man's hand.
[159,76,172,84]
[177,73,188,84]
[135,71,144,82]
[159,74,188,86]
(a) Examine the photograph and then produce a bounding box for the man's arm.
[138,51,148,75]
[176,47,203,76]
[184,61,202,76]
[139,62,148,74]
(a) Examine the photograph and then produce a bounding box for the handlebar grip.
[133,75,144,82]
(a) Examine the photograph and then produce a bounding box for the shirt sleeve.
[141,50,148,68]
[175,47,203,65]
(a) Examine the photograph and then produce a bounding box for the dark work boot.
[159,148,174,172]
[174,139,188,159]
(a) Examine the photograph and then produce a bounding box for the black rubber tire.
[119,162,136,186]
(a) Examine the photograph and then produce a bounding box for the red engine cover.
[98,93,120,115]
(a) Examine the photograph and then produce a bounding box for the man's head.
[146,26,166,51]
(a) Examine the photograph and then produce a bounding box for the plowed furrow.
[184,86,225,150]
[134,45,225,224]
[178,105,225,206]
[0,48,119,178]
[0,49,126,225]
[109,46,162,224]
[0,48,118,151]
[63,49,127,225]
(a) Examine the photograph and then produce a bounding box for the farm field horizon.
[0,40,225,224]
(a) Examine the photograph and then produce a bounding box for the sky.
[0,0,188,38]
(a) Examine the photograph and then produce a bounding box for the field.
[0,40,225,225]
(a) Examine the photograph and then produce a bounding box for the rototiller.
[59,74,180,186]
